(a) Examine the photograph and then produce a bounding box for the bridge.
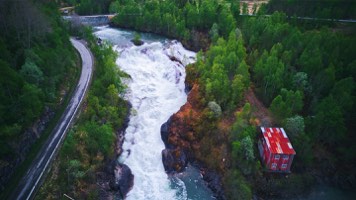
[63,15,116,26]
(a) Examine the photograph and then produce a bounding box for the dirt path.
[245,87,273,126]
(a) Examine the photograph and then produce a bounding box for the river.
[94,26,215,200]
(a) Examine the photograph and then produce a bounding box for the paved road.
[65,13,356,23]
[11,38,93,200]
[239,14,356,23]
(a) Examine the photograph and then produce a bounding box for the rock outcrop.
[109,162,134,198]
[161,83,226,199]
[160,84,201,173]
[162,148,187,173]
[96,102,134,199]
[0,107,54,192]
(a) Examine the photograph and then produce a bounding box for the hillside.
[0,0,78,196]
[108,0,356,198]
[13,0,354,199]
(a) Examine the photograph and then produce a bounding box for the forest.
[0,1,78,195]
[37,25,129,199]
[266,0,356,19]
[0,0,76,153]
[107,0,356,199]
[1,0,355,199]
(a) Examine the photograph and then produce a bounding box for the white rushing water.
[117,41,194,200]
[95,27,214,200]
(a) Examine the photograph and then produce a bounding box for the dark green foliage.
[242,10,356,190]
[254,44,286,103]
[270,89,303,122]
[110,0,237,46]
[226,103,258,198]
[132,33,143,46]
[311,96,346,146]
[197,31,250,110]
[267,0,356,19]
[224,169,252,200]
[0,0,75,144]
[74,0,112,15]
[39,29,128,198]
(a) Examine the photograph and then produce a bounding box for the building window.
[283,155,289,160]
[281,164,287,169]
[275,155,280,160]
[272,163,277,169]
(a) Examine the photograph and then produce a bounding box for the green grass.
[0,50,82,200]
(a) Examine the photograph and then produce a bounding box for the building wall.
[259,137,294,172]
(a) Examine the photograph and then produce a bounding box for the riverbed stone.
[162,148,187,173]
[202,169,226,200]
[109,162,134,198]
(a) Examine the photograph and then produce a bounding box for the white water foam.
[115,40,195,200]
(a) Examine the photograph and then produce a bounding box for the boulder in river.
[109,162,134,198]
[162,148,187,173]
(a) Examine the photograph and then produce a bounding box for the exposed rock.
[0,106,54,192]
[161,119,174,149]
[167,54,183,65]
[131,39,144,46]
[96,160,134,200]
[201,169,226,200]
[109,162,134,198]
[161,82,226,199]
[115,102,131,155]
[162,148,187,173]
[96,102,133,200]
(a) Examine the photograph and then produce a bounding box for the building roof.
[260,127,296,155]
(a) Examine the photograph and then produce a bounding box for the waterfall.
[94,26,214,200]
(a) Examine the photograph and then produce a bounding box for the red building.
[258,127,296,172]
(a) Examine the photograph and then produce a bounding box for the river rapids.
[94,27,214,200]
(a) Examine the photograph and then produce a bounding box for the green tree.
[236,60,250,87]
[218,6,236,38]
[312,96,346,146]
[185,2,199,29]
[292,72,310,93]
[230,0,240,20]
[330,77,354,112]
[230,74,245,107]
[200,0,216,30]
[270,89,303,121]
[254,46,285,102]
[205,63,230,107]
[284,115,305,137]
[20,83,43,125]
[20,59,44,86]
[209,23,219,43]
[241,136,254,161]
[105,84,119,106]
[242,3,248,14]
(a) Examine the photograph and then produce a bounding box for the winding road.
[11,38,93,200]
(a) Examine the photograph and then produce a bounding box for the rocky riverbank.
[96,102,134,199]
[161,73,226,200]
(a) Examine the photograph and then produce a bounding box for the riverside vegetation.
[106,0,356,199]
[37,26,129,199]
[5,0,353,199]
